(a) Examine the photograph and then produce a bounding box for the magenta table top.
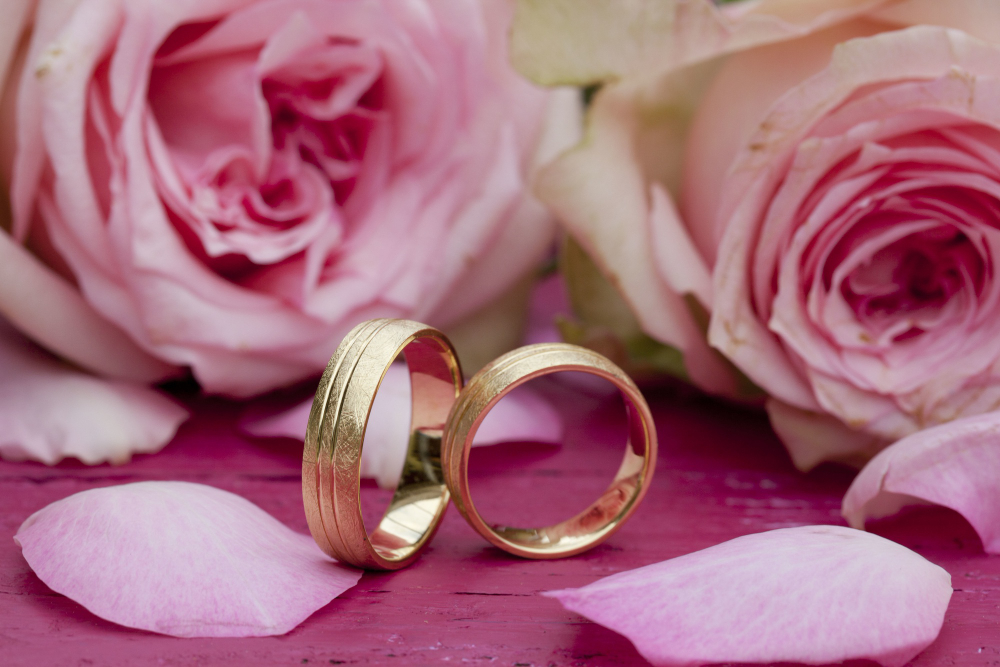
[1,380,997,666]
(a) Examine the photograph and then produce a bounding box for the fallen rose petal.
[843,412,1000,553]
[0,320,188,465]
[547,525,951,667]
[241,363,563,488]
[15,481,362,638]
[476,381,563,445]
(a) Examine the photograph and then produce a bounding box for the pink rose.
[513,0,1000,468]
[4,0,573,397]
[0,1,186,468]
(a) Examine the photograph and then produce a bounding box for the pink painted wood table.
[1,380,998,666]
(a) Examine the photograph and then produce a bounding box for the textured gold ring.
[441,343,657,559]
[303,319,462,570]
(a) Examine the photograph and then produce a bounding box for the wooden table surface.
[1,378,997,666]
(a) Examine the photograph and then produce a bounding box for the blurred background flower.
[0,0,579,464]
[513,0,1000,470]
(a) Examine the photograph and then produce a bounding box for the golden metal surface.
[303,319,463,570]
[441,343,657,559]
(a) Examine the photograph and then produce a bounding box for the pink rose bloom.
[5,0,572,397]
[0,1,189,466]
[512,0,1000,468]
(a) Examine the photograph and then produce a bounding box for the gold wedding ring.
[441,343,657,559]
[303,319,462,570]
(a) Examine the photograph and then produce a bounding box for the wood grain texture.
[1,379,997,666]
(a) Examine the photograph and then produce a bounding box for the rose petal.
[766,398,887,471]
[535,82,736,395]
[649,183,713,311]
[441,274,536,376]
[547,525,951,667]
[0,0,31,97]
[873,0,1000,43]
[0,230,178,383]
[15,481,362,638]
[11,0,557,398]
[682,20,883,264]
[420,87,583,334]
[510,0,891,86]
[709,26,1000,420]
[476,383,563,451]
[241,363,563,488]
[843,412,1000,553]
[0,319,188,465]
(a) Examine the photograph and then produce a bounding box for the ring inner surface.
[443,343,655,559]
[367,335,459,562]
[484,384,649,554]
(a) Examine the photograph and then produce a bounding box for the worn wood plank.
[0,380,997,666]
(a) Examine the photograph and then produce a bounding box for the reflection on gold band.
[441,343,657,559]
[303,319,463,570]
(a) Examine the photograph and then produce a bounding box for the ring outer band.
[303,319,463,570]
[441,342,657,559]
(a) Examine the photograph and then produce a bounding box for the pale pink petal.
[547,525,951,667]
[648,183,712,310]
[511,0,891,86]
[477,383,563,445]
[441,86,577,372]
[0,0,32,98]
[0,230,178,383]
[444,274,536,375]
[15,481,362,638]
[709,27,1000,415]
[418,69,582,334]
[535,82,736,395]
[240,397,314,442]
[241,363,563,488]
[11,0,557,398]
[413,127,537,325]
[0,320,188,465]
[766,398,887,471]
[682,20,883,264]
[843,412,1000,553]
[10,0,86,238]
[873,0,1000,43]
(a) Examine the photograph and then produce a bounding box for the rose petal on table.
[0,320,188,465]
[15,481,362,638]
[547,525,951,667]
[843,412,1000,553]
[240,363,563,488]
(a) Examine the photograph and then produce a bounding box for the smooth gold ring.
[441,343,657,559]
[303,319,462,570]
